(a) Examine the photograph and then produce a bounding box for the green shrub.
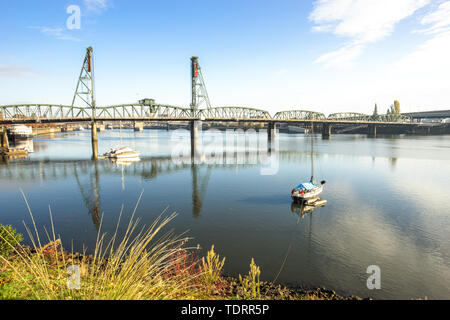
[0,224,23,257]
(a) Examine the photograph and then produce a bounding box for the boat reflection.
[290,199,327,217]
[12,139,34,153]
[110,157,141,166]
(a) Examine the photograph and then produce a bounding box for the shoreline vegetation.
[0,195,364,300]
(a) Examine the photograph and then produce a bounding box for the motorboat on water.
[103,146,140,159]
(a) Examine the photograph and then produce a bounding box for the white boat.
[291,125,326,203]
[104,146,140,159]
[291,181,325,202]
[7,125,33,140]
[288,126,309,134]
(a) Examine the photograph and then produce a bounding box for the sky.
[1,0,449,115]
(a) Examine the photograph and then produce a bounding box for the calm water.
[1,129,450,299]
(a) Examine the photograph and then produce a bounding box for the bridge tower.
[72,47,96,115]
[190,56,210,162]
[72,47,98,158]
[190,56,211,112]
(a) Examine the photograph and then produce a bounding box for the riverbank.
[0,221,363,300]
[0,246,363,300]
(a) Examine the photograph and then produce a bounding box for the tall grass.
[0,190,212,300]
[238,258,261,299]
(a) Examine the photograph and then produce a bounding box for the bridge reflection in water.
[2,141,314,229]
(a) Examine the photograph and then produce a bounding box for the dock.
[1,128,29,157]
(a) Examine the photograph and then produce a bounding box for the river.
[1,128,449,299]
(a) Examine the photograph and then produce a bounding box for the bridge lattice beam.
[273,110,326,120]
[197,106,271,119]
[327,112,371,121]
[0,104,414,123]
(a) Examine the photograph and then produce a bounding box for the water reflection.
[1,131,450,299]
[12,139,34,153]
[73,161,101,231]
[290,201,319,217]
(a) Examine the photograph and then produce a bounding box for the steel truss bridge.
[0,48,416,127]
[0,104,414,125]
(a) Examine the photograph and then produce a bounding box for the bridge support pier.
[1,128,9,149]
[322,123,331,139]
[368,124,377,138]
[268,122,277,143]
[134,121,144,132]
[190,120,200,162]
[91,121,98,159]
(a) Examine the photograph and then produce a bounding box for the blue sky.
[1,0,449,115]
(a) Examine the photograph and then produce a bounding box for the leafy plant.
[0,224,23,258]
[238,258,261,300]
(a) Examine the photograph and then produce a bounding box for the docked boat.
[7,125,33,140]
[291,125,326,203]
[103,146,140,159]
[288,126,309,134]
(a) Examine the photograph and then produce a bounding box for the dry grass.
[0,190,222,300]
[0,190,356,301]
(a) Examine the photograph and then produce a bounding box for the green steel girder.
[0,103,193,120]
[328,112,371,121]
[273,110,326,120]
[327,112,412,123]
[94,104,192,119]
[198,106,271,119]
[372,114,412,122]
[0,104,413,123]
[0,104,90,119]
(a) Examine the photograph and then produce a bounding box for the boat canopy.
[295,182,316,190]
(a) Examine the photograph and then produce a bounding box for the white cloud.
[383,2,450,111]
[84,0,109,12]
[314,43,365,68]
[418,0,450,34]
[30,26,81,42]
[310,0,430,67]
[0,65,34,77]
